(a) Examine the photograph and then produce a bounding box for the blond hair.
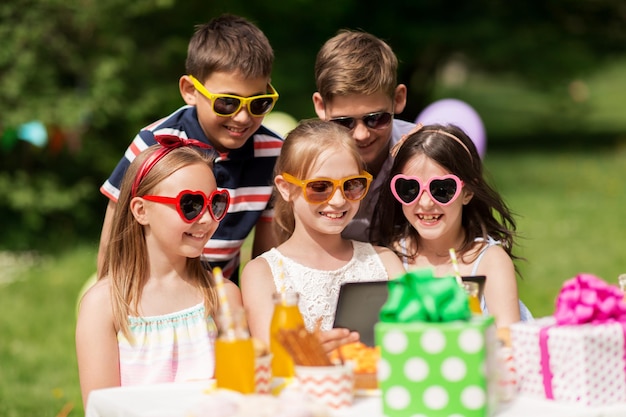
[273,119,365,243]
[101,145,219,341]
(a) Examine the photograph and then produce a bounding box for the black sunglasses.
[329,112,393,131]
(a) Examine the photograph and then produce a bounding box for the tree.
[0,0,624,249]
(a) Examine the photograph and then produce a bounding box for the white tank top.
[259,240,389,331]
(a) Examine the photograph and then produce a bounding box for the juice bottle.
[270,292,305,377]
[214,308,256,393]
[463,281,483,315]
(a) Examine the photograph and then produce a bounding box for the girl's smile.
[416,213,443,223]
[318,210,349,220]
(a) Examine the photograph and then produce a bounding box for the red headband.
[131,135,213,197]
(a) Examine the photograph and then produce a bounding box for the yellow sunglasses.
[282,172,373,204]
[188,75,278,117]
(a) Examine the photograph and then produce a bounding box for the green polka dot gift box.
[374,270,499,417]
[511,273,626,406]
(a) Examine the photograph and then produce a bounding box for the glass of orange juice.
[270,292,305,377]
[462,281,482,314]
[214,308,256,393]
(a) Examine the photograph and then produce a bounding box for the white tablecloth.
[85,381,626,417]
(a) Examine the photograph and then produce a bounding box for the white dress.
[259,240,389,331]
[400,236,533,321]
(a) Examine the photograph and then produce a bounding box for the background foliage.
[1,0,625,250]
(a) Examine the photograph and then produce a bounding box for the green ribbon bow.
[379,269,471,323]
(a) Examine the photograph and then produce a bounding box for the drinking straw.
[277,258,286,295]
[213,267,235,340]
[448,248,464,286]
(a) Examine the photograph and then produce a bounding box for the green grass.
[1,147,625,416]
[0,245,97,417]
[485,146,626,316]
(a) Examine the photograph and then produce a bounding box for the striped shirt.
[101,105,283,282]
[118,303,217,385]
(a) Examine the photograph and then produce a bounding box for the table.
[85,381,626,417]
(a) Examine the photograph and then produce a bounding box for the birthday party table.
[85,381,626,417]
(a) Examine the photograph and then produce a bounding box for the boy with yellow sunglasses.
[98,14,283,284]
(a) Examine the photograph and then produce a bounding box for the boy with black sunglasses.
[312,30,416,242]
[98,14,283,284]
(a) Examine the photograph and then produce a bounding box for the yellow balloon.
[263,112,298,137]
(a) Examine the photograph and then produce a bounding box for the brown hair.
[186,14,274,82]
[101,145,219,341]
[371,124,520,265]
[315,30,398,101]
[273,119,365,243]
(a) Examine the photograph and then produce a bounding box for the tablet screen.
[333,281,388,347]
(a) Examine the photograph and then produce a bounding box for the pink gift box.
[511,316,626,406]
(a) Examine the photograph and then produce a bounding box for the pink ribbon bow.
[554,273,626,325]
[540,273,626,399]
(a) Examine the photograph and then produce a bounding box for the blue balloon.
[17,121,48,147]
[415,99,486,158]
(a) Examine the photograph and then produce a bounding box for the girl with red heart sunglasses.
[77,136,241,403]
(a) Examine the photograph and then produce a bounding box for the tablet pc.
[332,276,486,347]
[333,281,388,347]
